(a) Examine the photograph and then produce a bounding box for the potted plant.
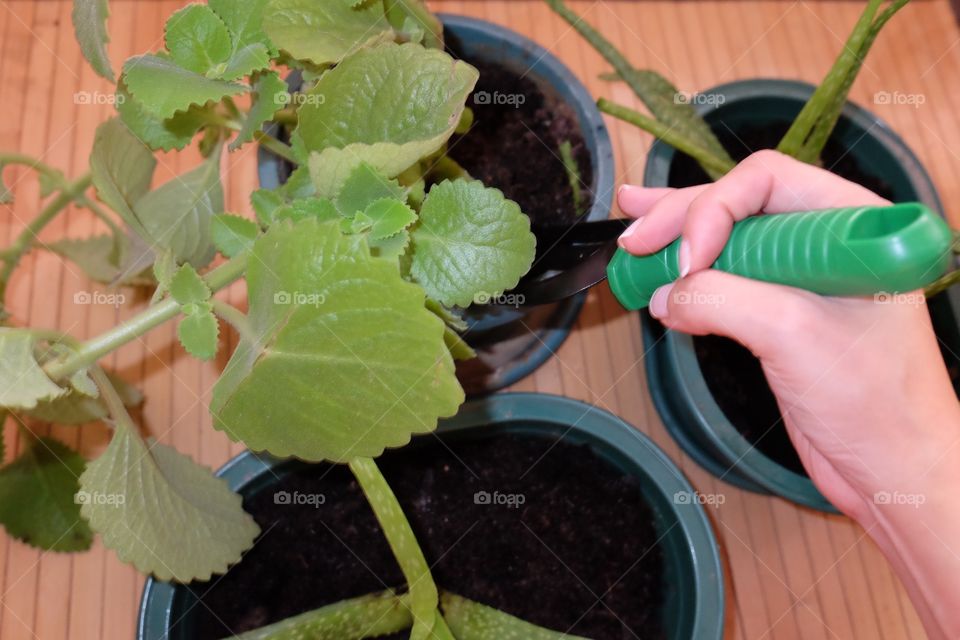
[139,394,724,640]
[0,1,714,639]
[256,13,615,396]
[548,0,960,511]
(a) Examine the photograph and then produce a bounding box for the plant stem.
[348,457,440,640]
[0,154,72,189]
[43,254,248,381]
[545,0,732,179]
[272,107,298,127]
[598,98,736,177]
[925,269,960,298]
[0,174,93,315]
[210,299,254,343]
[777,0,884,160]
[253,130,299,165]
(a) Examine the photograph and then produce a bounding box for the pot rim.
[138,392,724,640]
[641,77,944,512]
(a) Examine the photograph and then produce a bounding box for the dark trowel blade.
[506,240,619,307]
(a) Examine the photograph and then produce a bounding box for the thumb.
[648,270,824,359]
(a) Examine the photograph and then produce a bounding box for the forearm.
[858,453,960,638]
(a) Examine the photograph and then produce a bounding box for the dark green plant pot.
[642,78,953,512]
[138,393,724,640]
[258,16,615,396]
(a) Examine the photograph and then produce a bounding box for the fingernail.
[678,239,691,278]
[649,283,674,319]
[617,217,643,248]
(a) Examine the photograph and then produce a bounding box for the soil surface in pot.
[667,120,960,476]
[186,434,666,640]
[446,58,594,227]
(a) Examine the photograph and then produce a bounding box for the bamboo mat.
[2,0,958,638]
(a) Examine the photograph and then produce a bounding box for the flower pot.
[641,78,956,512]
[139,393,723,640]
[257,15,614,396]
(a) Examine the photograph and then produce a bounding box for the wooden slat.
[2,1,958,638]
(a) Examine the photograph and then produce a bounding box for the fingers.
[681,150,890,272]
[648,269,824,359]
[617,184,708,255]
[617,185,674,218]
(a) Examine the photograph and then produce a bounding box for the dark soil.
[186,434,665,640]
[668,120,960,476]
[446,59,593,228]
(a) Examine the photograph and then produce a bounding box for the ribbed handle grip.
[607,203,954,310]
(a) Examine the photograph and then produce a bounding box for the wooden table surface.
[2,1,959,638]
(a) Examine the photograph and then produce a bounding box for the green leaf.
[251,188,284,226]
[335,162,406,216]
[211,213,258,257]
[79,428,259,581]
[227,591,413,640]
[90,118,157,239]
[371,229,410,262]
[275,197,339,223]
[122,54,247,120]
[0,330,66,410]
[385,0,443,49]
[443,326,475,361]
[72,0,114,82]
[170,264,210,305]
[210,219,463,461]
[131,146,223,267]
[151,249,178,303]
[362,198,417,240]
[25,372,142,425]
[0,437,92,551]
[48,234,154,286]
[230,71,286,151]
[116,85,208,152]
[164,4,232,75]
[262,0,393,66]
[300,43,478,196]
[411,180,536,308]
[209,0,275,53]
[178,306,219,360]
[441,592,590,639]
[219,43,271,81]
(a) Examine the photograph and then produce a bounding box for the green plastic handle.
[607,203,954,310]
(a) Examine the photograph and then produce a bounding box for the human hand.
[617,150,960,637]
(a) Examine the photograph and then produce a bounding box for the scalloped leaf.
[210,219,463,461]
[211,213,258,257]
[72,0,114,81]
[410,180,536,308]
[362,198,417,240]
[122,54,247,120]
[0,330,67,410]
[230,71,286,151]
[262,0,393,66]
[0,437,92,551]
[335,162,406,216]
[300,43,477,196]
[47,234,155,286]
[116,85,208,152]
[170,265,210,305]
[177,305,219,361]
[90,118,157,239]
[25,372,142,426]
[209,0,276,54]
[164,4,232,75]
[131,146,223,268]
[79,429,259,582]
